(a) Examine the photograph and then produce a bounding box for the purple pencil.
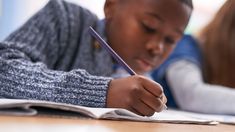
[89,26,137,76]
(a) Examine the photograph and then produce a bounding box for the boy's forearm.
[0,50,112,107]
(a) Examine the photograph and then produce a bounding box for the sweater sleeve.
[166,60,235,115]
[0,0,112,107]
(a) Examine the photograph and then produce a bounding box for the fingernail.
[163,104,168,110]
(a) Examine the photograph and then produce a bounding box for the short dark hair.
[179,0,193,9]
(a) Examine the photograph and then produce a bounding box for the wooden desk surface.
[0,115,234,132]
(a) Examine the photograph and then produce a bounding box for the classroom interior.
[1,0,234,132]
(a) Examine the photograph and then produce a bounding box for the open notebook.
[0,99,218,125]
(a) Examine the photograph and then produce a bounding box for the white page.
[150,110,218,124]
[165,109,235,124]
[86,108,218,125]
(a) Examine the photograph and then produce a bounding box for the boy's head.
[104,0,193,74]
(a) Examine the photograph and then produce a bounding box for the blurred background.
[0,0,226,41]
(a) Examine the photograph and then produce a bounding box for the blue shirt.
[151,35,202,108]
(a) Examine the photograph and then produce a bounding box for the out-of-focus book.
[0,99,218,125]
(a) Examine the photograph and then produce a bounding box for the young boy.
[0,0,192,116]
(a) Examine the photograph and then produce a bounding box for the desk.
[0,115,234,132]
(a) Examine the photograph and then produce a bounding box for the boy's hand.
[106,75,167,116]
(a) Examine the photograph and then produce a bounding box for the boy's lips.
[136,58,155,72]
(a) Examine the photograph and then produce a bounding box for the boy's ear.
[104,0,118,20]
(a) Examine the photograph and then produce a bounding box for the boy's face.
[105,0,192,74]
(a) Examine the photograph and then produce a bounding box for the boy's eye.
[141,23,156,34]
[164,37,175,45]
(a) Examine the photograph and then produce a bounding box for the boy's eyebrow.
[146,12,164,23]
[146,12,183,36]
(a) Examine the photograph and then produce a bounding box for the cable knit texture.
[0,0,114,107]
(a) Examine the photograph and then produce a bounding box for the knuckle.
[133,75,144,81]
[130,85,141,95]
[155,82,163,92]
[154,99,162,112]
[158,89,164,96]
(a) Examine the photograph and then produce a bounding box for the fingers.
[138,76,164,98]
[129,87,167,116]
[155,98,167,112]
[138,75,167,109]
[139,88,162,111]
[131,99,156,117]
[128,97,166,116]
[129,107,144,116]
[140,87,167,112]
[162,94,167,104]
[106,76,167,117]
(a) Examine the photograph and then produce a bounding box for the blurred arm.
[166,60,235,115]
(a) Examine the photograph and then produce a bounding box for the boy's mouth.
[135,58,154,72]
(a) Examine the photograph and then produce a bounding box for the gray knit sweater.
[0,0,115,107]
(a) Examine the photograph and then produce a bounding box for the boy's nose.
[146,40,164,57]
